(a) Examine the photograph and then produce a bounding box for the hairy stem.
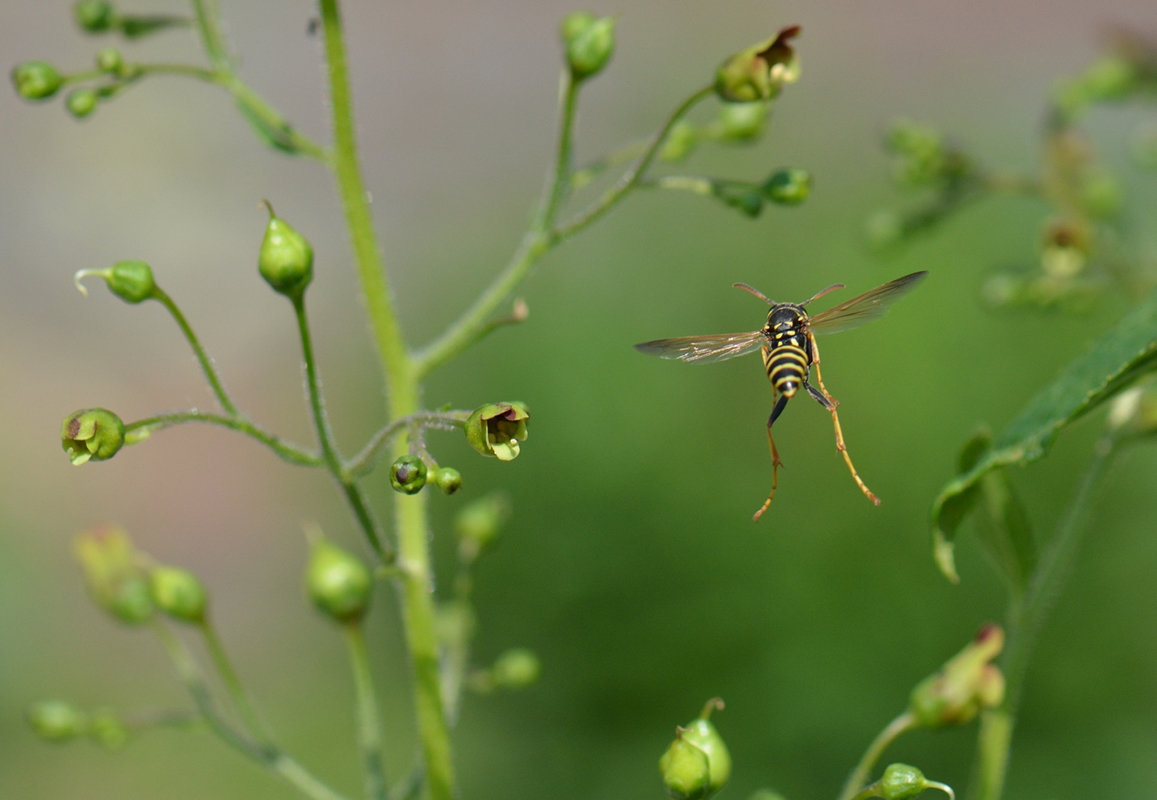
[153,287,237,415]
[345,623,389,800]
[126,410,321,466]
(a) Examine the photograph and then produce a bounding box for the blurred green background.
[2,1,1155,798]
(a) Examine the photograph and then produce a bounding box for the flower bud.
[490,648,541,689]
[148,565,208,624]
[27,700,88,742]
[715,101,769,141]
[909,624,1005,728]
[74,527,153,625]
[660,699,731,800]
[560,12,616,82]
[454,493,510,557]
[306,538,373,623]
[715,25,801,103]
[762,168,812,205]
[66,88,99,119]
[389,455,428,494]
[90,708,129,749]
[878,763,954,800]
[62,408,125,465]
[96,47,124,74]
[465,402,529,461]
[75,0,116,32]
[11,61,64,101]
[258,204,314,298]
[74,259,157,304]
[660,120,699,162]
[434,466,463,495]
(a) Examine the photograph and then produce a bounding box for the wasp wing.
[807,271,927,334]
[634,331,766,364]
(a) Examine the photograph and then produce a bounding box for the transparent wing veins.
[634,331,766,364]
[807,271,927,334]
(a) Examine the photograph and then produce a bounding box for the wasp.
[635,271,927,520]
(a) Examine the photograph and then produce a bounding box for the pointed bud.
[11,61,64,101]
[715,101,769,141]
[560,12,616,82]
[909,624,1005,728]
[762,167,812,205]
[258,203,313,298]
[74,527,153,625]
[96,47,124,74]
[878,763,954,800]
[62,408,125,465]
[27,700,89,742]
[74,259,157,304]
[490,648,541,689]
[660,120,699,162]
[66,88,99,119]
[715,26,801,103]
[660,699,731,799]
[148,565,208,624]
[75,0,116,32]
[306,538,373,623]
[389,455,429,494]
[434,466,463,495]
[465,402,529,461]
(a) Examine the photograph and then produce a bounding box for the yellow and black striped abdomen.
[763,342,810,398]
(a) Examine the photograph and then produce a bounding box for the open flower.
[465,402,530,461]
[714,25,801,103]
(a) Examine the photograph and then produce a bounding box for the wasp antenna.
[732,282,775,305]
[800,283,845,307]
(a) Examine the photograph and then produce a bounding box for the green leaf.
[931,290,1157,581]
[118,15,191,39]
[235,99,302,155]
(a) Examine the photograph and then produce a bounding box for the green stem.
[293,293,389,560]
[346,410,470,479]
[970,434,1118,800]
[535,72,580,229]
[126,410,321,466]
[553,83,715,240]
[199,619,274,746]
[344,623,389,800]
[191,0,231,71]
[153,620,350,800]
[153,287,237,415]
[837,711,918,800]
[318,0,410,392]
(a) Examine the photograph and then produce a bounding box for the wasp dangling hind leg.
[753,393,790,521]
[806,330,880,506]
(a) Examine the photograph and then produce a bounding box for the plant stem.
[968,434,1118,800]
[153,287,237,415]
[153,620,351,800]
[199,619,274,746]
[293,293,389,560]
[344,622,389,800]
[191,0,231,71]
[126,410,322,466]
[346,410,470,479]
[837,711,918,800]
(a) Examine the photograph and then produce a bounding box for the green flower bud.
[910,624,1005,728]
[62,408,125,465]
[659,733,713,800]
[762,168,812,205]
[66,88,99,119]
[715,25,801,103]
[306,538,373,623]
[74,259,157,303]
[75,0,116,32]
[715,101,769,141]
[11,61,64,101]
[27,700,89,742]
[491,648,541,689]
[258,204,313,298]
[148,565,208,624]
[434,466,463,495]
[877,763,954,800]
[74,527,153,625]
[389,455,428,495]
[660,120,699,163]
[454,493,511,557]
[90,708,129,749]
[96,47,124,74]
[560,12,616,82]
[465,402,529,461]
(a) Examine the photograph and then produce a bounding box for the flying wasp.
[635,271,927,520]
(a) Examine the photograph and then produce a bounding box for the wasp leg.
[753,393,790,521]
[803,381,881,506]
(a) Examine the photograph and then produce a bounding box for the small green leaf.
[118,15,191,39]
[931,290,1157,581]
[236,99,302,155]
